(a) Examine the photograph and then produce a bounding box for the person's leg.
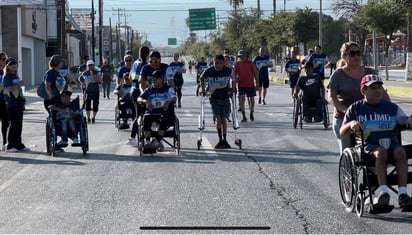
[238,88,247,121]
[60,120,69,143]
[92,93,99,121]
[0,101,9,147]
[393,146,408,188]
[262,78,269,104]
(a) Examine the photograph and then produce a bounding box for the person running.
[100,58,113,99]
[79,60,102,123]
[139,51,174,94]
[127,45,150,147]
[169,53,186,108]
[195,57,208,97]
[0,51,8,151]
[234,50,258,122]
[308,45,328,80]
[253,47,273,105]
[3,58,29,152]
[285,51,301,97]
[200,54,233,149]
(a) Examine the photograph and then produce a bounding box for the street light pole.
[91,0,95,62]
[98,0,103,66]
[319,0,323,47]
[60,0,66,60]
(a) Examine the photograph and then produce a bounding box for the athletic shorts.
[238,87,256,97]
[364,137,402,160]
[209,97,230,118]
[259,77,269,88]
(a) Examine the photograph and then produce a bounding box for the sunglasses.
[150,60,160,64]
[125,60,132,62]
[348,50,361,57]
[0,58,6,62]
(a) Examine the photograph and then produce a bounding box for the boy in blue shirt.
[340,74,412,209]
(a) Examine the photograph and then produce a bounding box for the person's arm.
[139,75,147,94]
[340,120,361,137]
[328,89,347,113]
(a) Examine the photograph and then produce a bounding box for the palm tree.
[228,0,244,15]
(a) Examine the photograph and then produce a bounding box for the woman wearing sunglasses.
[139,51,174,94]
[328,41,389,155]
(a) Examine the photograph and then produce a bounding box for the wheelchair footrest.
[369,204,394,214]
[143,148,157,154]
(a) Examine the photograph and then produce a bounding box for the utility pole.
[406,11,412,80]
[109,17,113,63]
[257,0,260,18]
[60,0,66,60]
[273,0,276,14]
[91,0,95,61]
[98,0,103,66]
[319,0,323,47]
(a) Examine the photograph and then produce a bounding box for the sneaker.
[119,124,130,129]
[399,194,412,208]
[6,147,18,152]
[250,112,254,121]
[151,139,160,150]
[314,116,323,122]
[262,99,266,105]
[144,143,151,150]
[57,140,68,147]
[222,140,231,148]
[1,144,5,151]
[214,140,224,149]
[92,118,95,123]
[374,192,390,206]
[87,118,91,123]
[157,141,165,152]
[241,118,247,122]
[258,97,261,104]
[72,138,80,144]
[303,116,312,123]
[19,147,30,151]
[126,138,138,147]
[178,101,181,108]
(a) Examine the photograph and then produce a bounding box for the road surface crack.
[246,154,311,234]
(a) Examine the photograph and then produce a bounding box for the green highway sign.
[189,8,216,31]
[168,38,177,46]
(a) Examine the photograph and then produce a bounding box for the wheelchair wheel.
[292,98,301,129]
[80,116,89,155]
[45,118,51,155]
[339,148,358,211]
[356,191,365,217]
[115,103,120,130]
[173,117,180,155]
[137,120,144,156]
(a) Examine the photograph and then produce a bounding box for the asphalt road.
[0,68,412,233]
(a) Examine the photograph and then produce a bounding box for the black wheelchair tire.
[339,148,358,211]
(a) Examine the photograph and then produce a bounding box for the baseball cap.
[361,74,383,87]
[237,50,248,57]
[86,60,95,66]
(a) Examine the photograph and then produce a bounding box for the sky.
[67,0,335,48]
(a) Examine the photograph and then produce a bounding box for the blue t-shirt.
[140,85,176,115]
[0,70,4,102]
[195,62,208,76]
[343,99,407,145]
[309,53,328,79]
[115,83,133,103]
[55,101,80,120]
[3,73,25,108]
[253,55,271,79]
[79,70,100,94]
[118,66,131,83]
[200,66,232,100]
[285,59,301,82]
[140,63,172,85]
[169,61,185,86]
[131,60,147,81]
[45,69,66,101]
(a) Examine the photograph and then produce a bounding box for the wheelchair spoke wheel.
[323,103,330,129]
[45,118,51,155]
[81,118,89,155]
[174,117,180,155]
[356,192,365,217]
[339,148,358,211]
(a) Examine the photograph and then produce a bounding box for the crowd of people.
[1,42,412,209]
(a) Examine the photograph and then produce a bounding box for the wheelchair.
[338,128,412,217]
[45,96,89,156]
[115,96,136,131]
[292,94,329,129]
[136,103,180,156]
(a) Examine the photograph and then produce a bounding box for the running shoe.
[126,138,138,147]
[258,97,261,104]
[5,147,18,152]
[92,118,95,123]
[222,140,231,148]
[399,194,412,208]
[214,140,224,149]
[374,192,390,206]
[250,112,254,121]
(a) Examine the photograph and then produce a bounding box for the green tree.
[357,0,407,79]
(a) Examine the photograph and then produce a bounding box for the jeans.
[302,96,323,119]
[332,116,352,155]
[60,119,77,141]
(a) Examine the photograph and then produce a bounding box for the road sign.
[189,8,216,31]
[168,38,177,46]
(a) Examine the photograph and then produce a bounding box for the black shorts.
[238,87,256,97]
[259,77,269,88]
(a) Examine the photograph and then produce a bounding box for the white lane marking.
[0,162,33,193]
[200,137,217,156]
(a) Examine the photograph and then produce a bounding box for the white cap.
[86,60,95,65]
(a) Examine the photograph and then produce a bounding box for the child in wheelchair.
[293,62,325,123]
[340,74,412,209]
[137,70,176,152]
[49,90,81,147]
[113,72,136,129]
